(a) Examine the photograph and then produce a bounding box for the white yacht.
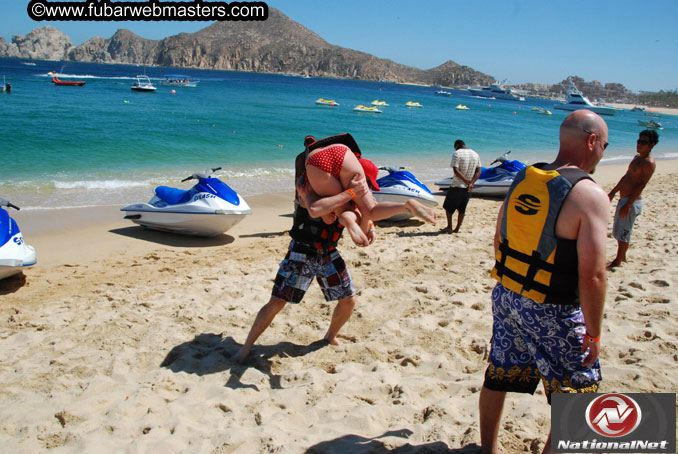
[468,84,525,101]
[131,75,157,92]
[553,80,617,116]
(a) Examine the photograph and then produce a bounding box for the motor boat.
[354,105,382,113]
[435,90,452,96]
[1,75,11,93]
[435,151,527,197]
[553,79,617,116]
[405,101,423,108]
[120,167,252,237]
[371,100,389,106]
[456,104,470,110]
[468,84,525,101]
[131,75,157,92]
[638,119,663,130]
[373,167,439,221]
[48,72,86,86]
[315,98,339,106]
[535,108,552,115]
[160,74,199,87]
[0,198,37,280]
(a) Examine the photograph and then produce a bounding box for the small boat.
[21,62,36,66]
[553,79,617,116]
[371,100,389,106]
[0,198,37,280]
[637,120,663,130]
[1,75,10,93]
[131,75,157,92]
[405,101,423,108]
[435,151,527,197]
[160,74,199,87]
[455,104,470,110]
[48,72,86,86]
[354,105,382,113]
[435,90,452,96]
[373,167,439,221]
[630,106,646,113]
[315,98,339,106]
[535,108,552,115]
[121,168,251,237]
[468,84,525,101]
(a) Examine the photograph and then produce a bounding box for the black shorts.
[443,187,471,214]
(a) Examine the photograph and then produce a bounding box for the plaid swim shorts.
[483,283,601,403]
[272,240,356,304]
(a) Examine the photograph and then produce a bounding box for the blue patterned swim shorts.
[272,240,356,304]
[483,283,601,402]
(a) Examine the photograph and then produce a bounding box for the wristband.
[368,221,375,229]
[346,188,356,199]
[585,333,600,343]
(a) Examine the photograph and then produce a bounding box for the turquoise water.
[1,57,676,210]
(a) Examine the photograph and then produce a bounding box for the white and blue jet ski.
[0,198,37,280]
[121,167,252,237]
[435,151,527,197]
[373,167,439,221]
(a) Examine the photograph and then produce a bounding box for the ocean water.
[1,57,676,211]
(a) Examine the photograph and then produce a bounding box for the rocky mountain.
[0,8,494,86]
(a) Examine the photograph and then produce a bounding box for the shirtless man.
[607,129,658,269]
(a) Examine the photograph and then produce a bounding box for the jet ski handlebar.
[490,150,512,166]
[0,198,20,210]
[378,166,405,173]
[181,167,223,182]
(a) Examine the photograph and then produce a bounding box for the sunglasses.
[584,129,609,150]
[637,139,651,145]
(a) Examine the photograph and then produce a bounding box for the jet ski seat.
[155,186,192,205]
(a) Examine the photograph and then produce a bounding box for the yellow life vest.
[491,165,591,304]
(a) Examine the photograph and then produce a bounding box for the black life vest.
[491,164,592,305]
[289,205,344,254]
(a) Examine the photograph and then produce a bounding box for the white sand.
[1,161,677,453]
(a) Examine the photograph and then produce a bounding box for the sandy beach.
[1,160,677,453]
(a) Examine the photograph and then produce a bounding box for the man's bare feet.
[606,259,625,270]
[234,347,250,364]
[439,227,453,234]
[405,200,437,224]
[323,335,343,346]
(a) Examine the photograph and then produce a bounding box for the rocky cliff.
[0,8,494,86]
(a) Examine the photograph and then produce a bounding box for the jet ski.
[373,167,439,221]
[121,167,252,237]
[0,198,37,280]
[435,151,527,197]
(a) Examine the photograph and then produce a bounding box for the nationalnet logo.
[552,393,675,453]
[585,393,641,437]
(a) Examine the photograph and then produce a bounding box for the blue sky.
[2,0,677,93]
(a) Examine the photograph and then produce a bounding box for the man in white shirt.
[441,140,481,233]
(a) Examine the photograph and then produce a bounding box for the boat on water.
[468,84,525,101]
[131,75,157,92]
[354,105,382,113]
[638,119,663,130]
[535,108,552,115]
[553,80,617,116]
[1,75,10,93]
[160,74,199,87]
[373,167,438,221]
[371,100,389,107]
[315,98,339,106]
[630,106,647,113]
[48,72,86,86]
[435,90,452,97]
[456,104,469,110]
[405,101,423,108]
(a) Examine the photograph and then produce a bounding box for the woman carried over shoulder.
[297,134,437,247]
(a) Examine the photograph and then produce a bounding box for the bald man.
[479,110,610,454]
